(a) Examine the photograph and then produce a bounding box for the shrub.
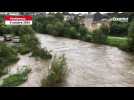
[54,13,64,21]
[0,25,14,35]
[46,24,56,34]
[109,22,128,37]
[53,21,64,36]
[128,20,134,51]
[0,43,19,76]
[17,26,34,36]
[0,16,3,23]
[91,24,109,44]
[18,44,31,55]
[19,33,40,54]
[42,55,67,87]
[0,66,31,87]
[63,26,79,39]
[32,47,52,59]
[78,26,92,41]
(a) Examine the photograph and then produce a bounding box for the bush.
[54,13,64,21]
[109,22,128,37]
[0,25,14,35]
[78,26,92,41]
[0,43,19,76]
[18,44,31,55]
[53,21,64,36]
[14,26,34,36]
[46,24,56,34]
[128,20,134,51]
[19,32,40,55]
[42,55,67,87]
[63,26,79,39]
[91,24,109,44]
[32,47,52,59]
[0,66,31,87]
[0,16,3,23]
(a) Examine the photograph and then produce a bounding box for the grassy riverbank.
[106,36,129,50]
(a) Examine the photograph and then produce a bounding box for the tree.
[54,21,64,36]
[63,26,78,38]
[128,20,134,51]
[91,24,109,44]
[46,24,55,34]
[109,22,128,37]
[55,12,64,21]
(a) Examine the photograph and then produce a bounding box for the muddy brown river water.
[36,33,134,87]
[2,33,134,87]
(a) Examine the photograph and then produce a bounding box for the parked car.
[4,34,13,41]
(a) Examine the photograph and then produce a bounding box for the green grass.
[106,36,129,50]
[42,55,67,87]
[0,66,31,87]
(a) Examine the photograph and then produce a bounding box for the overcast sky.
[46,12,114,15]
[69,12,110,14]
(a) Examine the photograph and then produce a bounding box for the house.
[64,14,75,21]
[81,12,111,32]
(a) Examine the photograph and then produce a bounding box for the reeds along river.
[36,33,134,87]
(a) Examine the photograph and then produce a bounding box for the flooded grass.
[31,47,52,60]
[0,66,31,87]
[42,55,67,87]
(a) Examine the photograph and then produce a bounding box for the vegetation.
[0,22,52,79]
[109,22,129,37]
[128,20,134,52]
[0,15,3,23]
[42,55,67,87]
[91,24,109,44]
[32,13,92,42]
[32,47,52,59]
[0,24,52,58]
[0,43,19,76]
[106,36,129,50]
[32,13,134,52]
[0,66,31,87]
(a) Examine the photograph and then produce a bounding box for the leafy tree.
[128,20,134,51]
[46,24,55,34]
[91,24,109,44]
[54,12,64,21]
[109,22,128,37]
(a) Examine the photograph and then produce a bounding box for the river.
[36,33,134,87]
[3,33,134,87]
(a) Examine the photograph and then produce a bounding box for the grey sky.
[69,12,110,14]
[46,12,114,15]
